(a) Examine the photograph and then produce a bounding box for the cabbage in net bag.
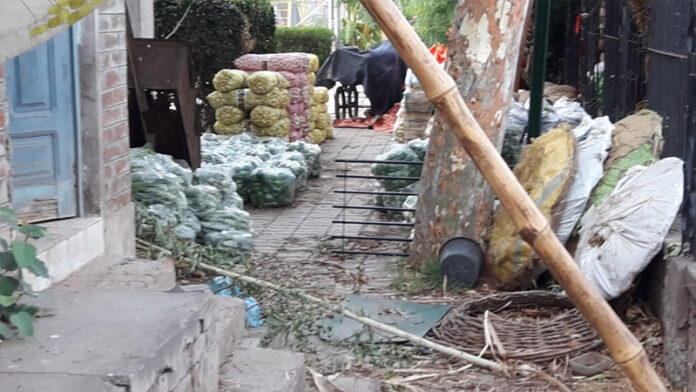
[204,229,254,255]
[212,69,248,92]
[213,121,249,135]
[371,144,423,190]
[248,166,297,208]
[199,207,251,233]
[245,88,291,109]
[287,141,321,178]
[250,105,288,127]
[252,118,291,137]
[271,158,308,190]
[216,106,245,125]
[185,185,222,216]
[247,71,290,94]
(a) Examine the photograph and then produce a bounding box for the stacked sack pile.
[307,86,333,144]
[207,69,292,137]
[131,148,252,264]
[201,133,322,208]
[393,69,434,143]
[235,52,319,141]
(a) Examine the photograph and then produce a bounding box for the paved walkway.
[248,127,410,297]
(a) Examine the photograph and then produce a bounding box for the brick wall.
[0,64,10,207]
[98,0,131,214]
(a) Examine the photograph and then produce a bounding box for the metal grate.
[331,158,418,258]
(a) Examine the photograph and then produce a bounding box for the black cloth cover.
[316,41,407,116]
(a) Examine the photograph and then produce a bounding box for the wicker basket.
[430,291,603,363]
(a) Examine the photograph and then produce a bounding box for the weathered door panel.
[6,29,78,222]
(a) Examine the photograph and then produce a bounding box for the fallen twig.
[307,367,343,392]
[137,239,506,372]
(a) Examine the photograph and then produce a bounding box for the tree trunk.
[412,0,531,269]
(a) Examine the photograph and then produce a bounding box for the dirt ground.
[238,128,675,391]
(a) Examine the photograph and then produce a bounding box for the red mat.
[332,103,400,133]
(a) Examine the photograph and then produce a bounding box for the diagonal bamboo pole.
[357,1,666,391]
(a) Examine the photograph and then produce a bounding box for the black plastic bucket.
[438,237,484,288]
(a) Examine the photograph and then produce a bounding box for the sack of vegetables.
[287,141,321,178]
[216,106,245,125]
[214,120,249,135]
[252,118,291,138]
[245,88,291,109]
[250,105,288,127]
[213,69,248,92]
[248,71,290,94]
[372,144,423,190]
[248,166,297,208]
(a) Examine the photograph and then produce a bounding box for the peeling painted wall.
[411,0,531,268]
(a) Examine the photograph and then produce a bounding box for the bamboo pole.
[357,1,665,391]
[196,261,506,372]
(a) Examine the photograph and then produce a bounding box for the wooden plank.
[16,198,58,223]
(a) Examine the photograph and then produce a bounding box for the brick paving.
[248,127,411,297]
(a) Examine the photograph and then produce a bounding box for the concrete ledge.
[0,289,246,392]
[0,373,124,391]
[56,255,177,292]
[220,347,305,392]
[104,202,136,256]
[25,216,105,291]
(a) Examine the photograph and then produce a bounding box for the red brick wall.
[0,64,9,207]
[98,0,131,214]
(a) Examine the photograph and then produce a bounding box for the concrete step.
[0,289,246,392]
[219,347,305,392]
[56,254,176,292]
[26,217,105,291]
[0,252,248,392]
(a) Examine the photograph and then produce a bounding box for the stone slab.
[220,347,305,392]
[329,375,381,392]
[0,289,245,392]
[1,373,125,391]
[56,255,176,292]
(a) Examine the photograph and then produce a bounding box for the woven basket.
[430,291,603,363]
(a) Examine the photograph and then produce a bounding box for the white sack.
[575,157,684,299]
[554,116,614,244]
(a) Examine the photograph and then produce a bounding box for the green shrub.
[0,207,49,339]
[236,0,276,55]
[154,0,275,93]
[274,27,334,66]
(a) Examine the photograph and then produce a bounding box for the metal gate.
[647,0,696,251]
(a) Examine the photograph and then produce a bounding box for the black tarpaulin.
[316,41,407,116]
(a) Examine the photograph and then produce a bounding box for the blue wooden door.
[6,29,78,222]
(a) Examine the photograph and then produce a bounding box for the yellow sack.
[324,126,334,139]
[250,105,288,127]
[309,72,316,85]
[252,118,291,138]
[488,125,577,285]
[212,69,248,92]
[207,90,239,109]
[315,113,331,129]
[307,54,319,72]
[246,88,291,110]
[307,128,327,144]
[247,71,290,94]
[214,120,249,135]
[312,87,329,105]
[215,106,245,125]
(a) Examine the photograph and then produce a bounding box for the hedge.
[155,0,275,93]
[274,27,334,66]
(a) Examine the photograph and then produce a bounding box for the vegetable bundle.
[131,147,252,264]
